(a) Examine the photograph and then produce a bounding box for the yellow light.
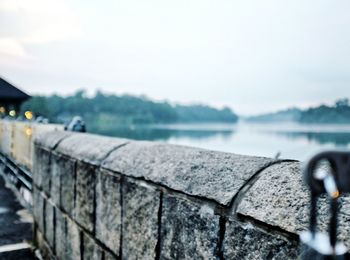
[0,107,5,113]
[25,127,32,137]
[331,190,340,199]
[9,110,16,117]
[24,111,33,120]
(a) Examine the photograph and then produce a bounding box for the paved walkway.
[0,175,34,259]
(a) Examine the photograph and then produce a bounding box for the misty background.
[1,0,350,160]
[1,0,350,115]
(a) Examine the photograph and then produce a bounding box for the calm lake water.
[89,122,350,161]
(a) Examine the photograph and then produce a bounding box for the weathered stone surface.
[34,130,72,149]
[66,218,81,260]
[33,147,51,194]
[27,128,350,259]
[237,161,350,247]
[95,169,121,255]
[55,209,67,260]
[50,153,61,206]
[44,200,55,250]
[237,162,307,234]
[102,142,273,206]
[58,155,76,214]
[33,186,44,233]
[122,179,160,260]
[223,219,298,259]
[160,195,220,259]
[83,233,103,260]
[50,153,76,216]
[55,133,128,165]
[75,161,96,232]
[104,251,118,260]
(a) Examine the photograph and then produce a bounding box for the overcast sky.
[1,0,349,115]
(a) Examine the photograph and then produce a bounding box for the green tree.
[20,96,51,119]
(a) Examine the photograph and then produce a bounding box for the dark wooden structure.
[0,77,30,116]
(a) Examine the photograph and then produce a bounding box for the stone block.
[95,169,121,255]
[75,161,96,232]
[66,218,81,260]
[102,142,273,206]
[160,195,220,259]
[223,219,298,259]
[237,161,350,248]
[33,147,51,194]
[44,200,55,250]
[83,233,103,260]
[237,162,308,233]
[50,153,76,215]
[104,251,118,260]
[60,157,76,216]
[50,153,61,206]
[33,186,44,233]
[122,179,160,260]
[55,209,67,259]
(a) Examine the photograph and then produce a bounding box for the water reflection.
[88,125,235,141]
[276,131,350,146]
[87,122,350,160]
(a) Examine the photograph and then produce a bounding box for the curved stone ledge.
[37,131,129,165]
[34,130,72,150]
[237,162,308,234]
[36,131,274,206]
[237,161,350,247]
[101,141,274,206]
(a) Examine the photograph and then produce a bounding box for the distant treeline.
[20,90,238,126]
[246,98,350,124]
[246,108,301,123]
[299,98,350,124]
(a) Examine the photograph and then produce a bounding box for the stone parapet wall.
[31,131,350,259]
[0,120,63,172]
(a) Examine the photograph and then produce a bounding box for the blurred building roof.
[0,77,30,100]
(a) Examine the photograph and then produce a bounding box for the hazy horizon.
[1,0,350,115]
